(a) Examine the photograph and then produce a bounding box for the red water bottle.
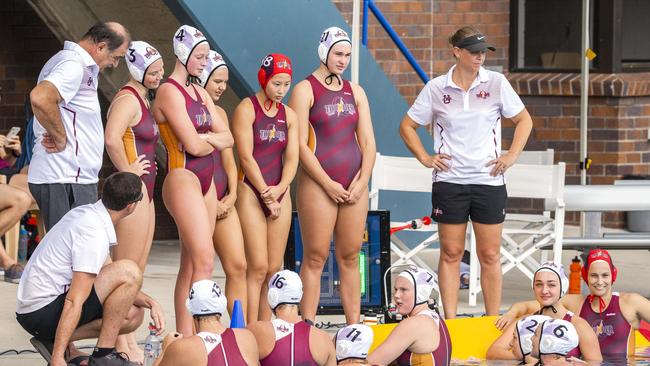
[569,256,582,294]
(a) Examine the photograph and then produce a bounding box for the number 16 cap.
[538,319,579,356]
[267,269,303,311]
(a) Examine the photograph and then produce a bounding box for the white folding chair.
[369,153,438,273]
[468,162,566,306]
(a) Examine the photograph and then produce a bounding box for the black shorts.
[16,287,103,342]
[431,182,507,224]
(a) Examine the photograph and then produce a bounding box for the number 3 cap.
[335,324,374,362]
[186,280,227,317]
[125,41,162,84]
[267,269,303,311]
[538,319,579,356]
[516,315,551,356]
[173,24,208,66]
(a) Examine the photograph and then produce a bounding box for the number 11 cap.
[335,324,374,362]
[267,269,303,311]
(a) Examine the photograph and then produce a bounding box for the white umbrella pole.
[351,0,361,84]
[580,0,590,236]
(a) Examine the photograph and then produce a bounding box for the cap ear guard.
[581,249,618,283]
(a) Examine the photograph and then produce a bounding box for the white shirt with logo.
[16,201,116,314]
[407,66,524,186]
[28,41,103,185]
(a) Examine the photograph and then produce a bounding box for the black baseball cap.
[455,34,496,52]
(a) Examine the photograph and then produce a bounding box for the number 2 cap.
[186,280,227,317]
[516,315,551,356]
[538,319,579,356]
[173,24,208,66]
[318,26,351,66]
[335,324,374,362]
[125,41,162,84]
[267,269,302,311]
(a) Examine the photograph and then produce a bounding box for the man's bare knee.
[114,259,143,285]
[121,306,144,334]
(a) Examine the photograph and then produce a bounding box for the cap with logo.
[173,24,208,66]
[267,269,302,311]
[538,319,579,356]
[516,315,552,358]
[125,41,162,84]
[397,266,439,313]
[186,279,227,317]
[257,53,292,91]
[582,248,617,283]
[335,324,374,362]
[533,261,570,299]
[199,50,227,88]
[318,26,351,67]
[454,34,496,52]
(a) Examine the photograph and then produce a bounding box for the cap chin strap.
[586,294,607,322]
[325,72,342,86]
[147,89,156,102]
[536,305,558,315]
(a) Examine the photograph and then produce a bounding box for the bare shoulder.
[162,337,205,366]
[233,327,258,345]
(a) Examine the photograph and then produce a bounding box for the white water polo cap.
[533,261,570,298]
[199,50,227,88]
[267,269,303,311]
[335,324,374,362]
[318,26,351,66]
[125,41,162,84]
[516,315,552,356]
[186,280,227,317]
[397,266,439,307]
[173,24,208,66]
[538,319,579,356]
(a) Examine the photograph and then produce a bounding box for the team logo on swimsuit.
[593,320,614,337]
[442,94,451,104]
[324,97,356,117]
[144,47,159,59]
[195,107,212,127]
[204,335,219,344]
[259,124,286,143]
[476,90,490,99]
[276,324,290,333]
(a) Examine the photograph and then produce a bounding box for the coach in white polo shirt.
[16,172,164,366]
[399,26,533,319]
[29,21,130,230]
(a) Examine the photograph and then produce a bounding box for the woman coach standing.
[399,26,532,318]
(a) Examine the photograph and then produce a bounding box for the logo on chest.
[476,90,490,99]
[442,94,452,104]
[276,324,290,333]
[324,97,356,117]
[195,107,211,127]
[593,320,615,337]
[259,123,286,142]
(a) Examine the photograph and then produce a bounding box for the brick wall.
[333,0,510,104]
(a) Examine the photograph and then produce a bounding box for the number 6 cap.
[173,24,208,66]
[267,269,303,311]
[186,280,227,317]
[335,324,374,362]
[516,315,551,356]
[125,41,162,84]
[538,319,579,356]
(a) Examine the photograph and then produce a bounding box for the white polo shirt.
[28,41,103,184]
[408,66,524,186]
[16,200,116,314]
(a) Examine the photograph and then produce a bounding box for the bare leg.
[297,172,338,322]
[473,221,503,316]
[237,182,268,323]
[213,207,247,318]
[0,184,31,235]
[259,188,293,321]
[334,186,368,325]
[438,222,468,319]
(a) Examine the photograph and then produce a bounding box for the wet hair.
[448,26,482,47]
[101,172,143,210]
[81,22,130,51]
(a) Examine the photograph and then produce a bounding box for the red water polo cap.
[257,53,292,90]
[581,249,618,283]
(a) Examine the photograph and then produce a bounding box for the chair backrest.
[504,149,554,165]
[370,153,433,194]
[505,162,566,200]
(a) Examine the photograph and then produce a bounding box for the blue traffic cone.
[230,299,245,328]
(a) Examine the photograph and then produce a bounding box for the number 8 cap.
[335,324,374,362]
[173,24,208,66]
[125,41,162,84]
[538,319,579,356]
[186,280,227,317]
[516,315,551,356]
[267,269,303,311]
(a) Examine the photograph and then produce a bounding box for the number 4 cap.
[267,269,303,311]
[335,324,374,363]
[538,319,579,356]
[125,41,163,84]
[186,279,227,317]
[173,24,208,66]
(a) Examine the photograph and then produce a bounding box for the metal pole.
[351,0,361,84]
[579,0,590,236]
[362,0,369,46]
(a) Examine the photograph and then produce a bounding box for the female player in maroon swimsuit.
[105,40,164,362]
[288,26,376,324]
[153,25,233,335]
[199,50,248,318]
[233,54,299,322]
